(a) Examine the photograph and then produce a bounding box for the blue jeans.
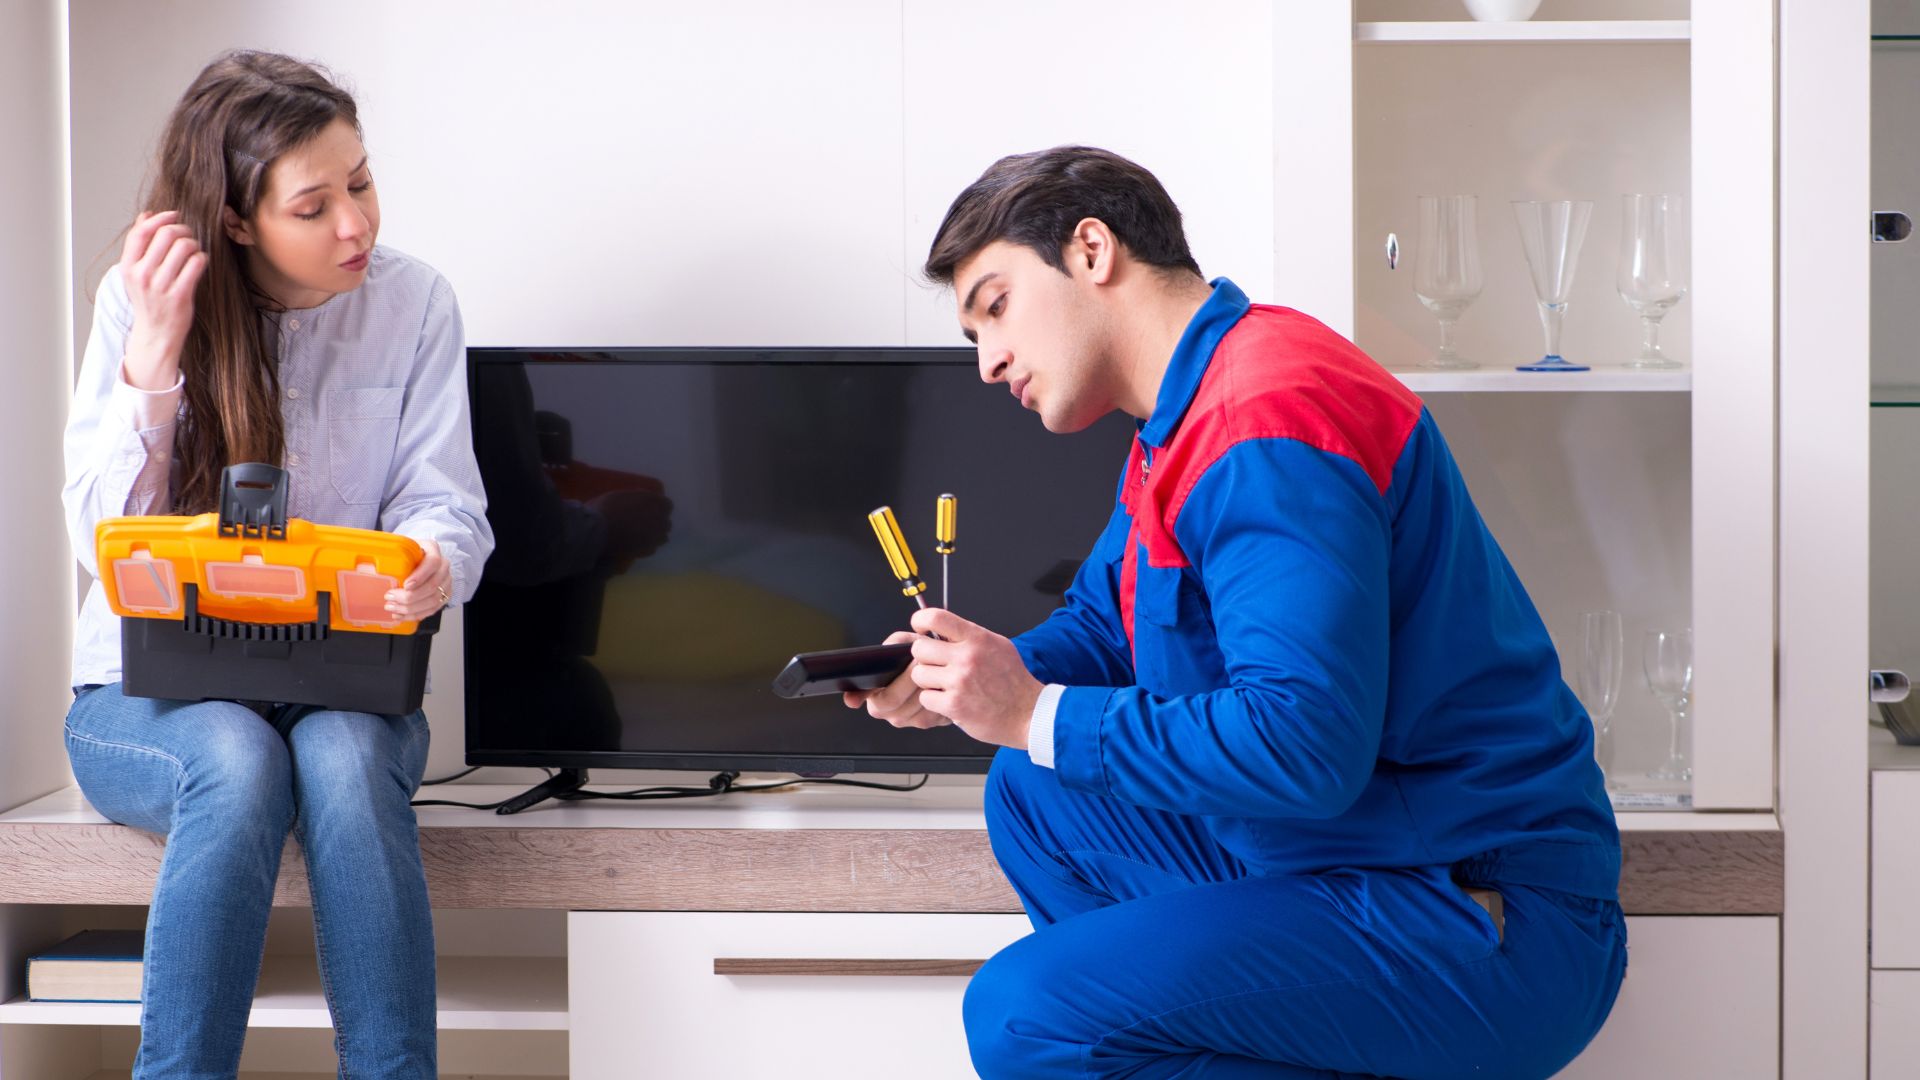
[966,749,1628,1079]
[65,683,436,1080]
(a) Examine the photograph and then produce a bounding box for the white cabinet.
[1871,971,1920,1079]
[1873,768,1920,969]
[1557,917,1780,1080]
[1339,1,1775,811]
[567,910,1779,1079]
[569,912,1030,1079]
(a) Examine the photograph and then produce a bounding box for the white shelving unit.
[1328,1,1777,813]
[0,956,566,1031]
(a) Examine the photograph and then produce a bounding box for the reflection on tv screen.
[465,349,1133,773]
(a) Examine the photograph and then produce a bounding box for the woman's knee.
[168,705,295,831]
[287,709,423,804]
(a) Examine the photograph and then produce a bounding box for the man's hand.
[843,631,953,729]
[911,608,1044,749]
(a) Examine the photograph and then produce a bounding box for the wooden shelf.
[0,784,1783,916]
[1357,20,1690,44]
[0,955,565,1030]
[1388,367,1691,393]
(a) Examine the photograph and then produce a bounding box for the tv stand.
[496,767,590,815]
[0,782,1785,1079]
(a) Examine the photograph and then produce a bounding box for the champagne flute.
[1644,628,1693,783]
[1574,610,1624,788]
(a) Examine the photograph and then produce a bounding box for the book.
[26,929,144,1003]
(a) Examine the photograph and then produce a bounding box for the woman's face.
[226,116,380,310]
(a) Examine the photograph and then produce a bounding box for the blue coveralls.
[965,279,1626,1079]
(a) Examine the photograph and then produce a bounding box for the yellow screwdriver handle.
[868,506,927,598]
[935,494,956,555]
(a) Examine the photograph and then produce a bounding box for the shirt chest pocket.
[325,387,405,505]
[1132,559,1223,693]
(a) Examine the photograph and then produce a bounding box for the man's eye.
[296,203,324,221]
[350,182,372,194]
[988,296,1006,317]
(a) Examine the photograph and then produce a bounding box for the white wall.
[67,0,1280,775]
[0,1,88,1073]
[1,1,77,806]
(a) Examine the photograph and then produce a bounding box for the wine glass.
[1617,194,1688,369]
[1643,628,1693,783]
[1414,195,1484,370]
[1512,199,1594,372]
[1574,610,1624,788]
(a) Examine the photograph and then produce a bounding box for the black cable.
[410,792,522,811]
[411,767,553,809]
[555,771,929,802]
[419,765,480,786]
[413,770,929,810]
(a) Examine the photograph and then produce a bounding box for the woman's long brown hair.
[143,51,359,513]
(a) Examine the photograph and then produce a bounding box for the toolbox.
[96,463,439,714]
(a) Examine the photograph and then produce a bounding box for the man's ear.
[1069,218,1118,286]
[222,206,255,247]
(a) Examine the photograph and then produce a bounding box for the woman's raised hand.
[120,210,207,390]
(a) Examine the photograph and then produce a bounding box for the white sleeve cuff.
[113,362,184,430]
[1027,683,1067,769]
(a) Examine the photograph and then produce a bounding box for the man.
[847,146,1624,1079]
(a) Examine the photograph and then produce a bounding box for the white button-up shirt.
[62,245,494,688]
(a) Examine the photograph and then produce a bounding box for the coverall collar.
[1137,277,1251,449]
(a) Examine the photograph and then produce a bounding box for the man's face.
[953,240,1112,434]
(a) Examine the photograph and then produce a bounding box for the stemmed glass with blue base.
[1513,200,1594,372]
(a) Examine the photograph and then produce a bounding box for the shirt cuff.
[1027,683,1067,769]
[114,362,184,430]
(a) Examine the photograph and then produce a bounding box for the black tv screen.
[464,348,1134,774]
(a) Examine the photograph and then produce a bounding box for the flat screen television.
[463,348,1134,775]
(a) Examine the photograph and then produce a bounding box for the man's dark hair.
[923,146,1203,287]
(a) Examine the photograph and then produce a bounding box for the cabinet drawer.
[569,911,1029,1080]
[1873,970,1920,1077]
[572,913,1774,1078]
[1875,772,1920,967]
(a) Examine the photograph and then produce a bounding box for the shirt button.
[288,319,300,331]
[288,454,302,467]
[287,388,300,399]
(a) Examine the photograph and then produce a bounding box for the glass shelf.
[1873,386,1920,407]
[1357,21,1690,44]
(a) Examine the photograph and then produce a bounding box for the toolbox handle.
[183,583,331,641]
[219,463,290,539]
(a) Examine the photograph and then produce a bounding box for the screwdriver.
[868,505,943,639]
[935,493,956,612]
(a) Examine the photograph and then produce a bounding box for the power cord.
[555,770,930,802]
[410,769,929,811]
[411,767,553,810]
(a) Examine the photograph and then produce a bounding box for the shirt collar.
[1138,277,1250,448]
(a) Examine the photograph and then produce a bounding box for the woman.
[61,51,491,1079]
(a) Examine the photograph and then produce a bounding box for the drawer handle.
[714,958,985,977]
